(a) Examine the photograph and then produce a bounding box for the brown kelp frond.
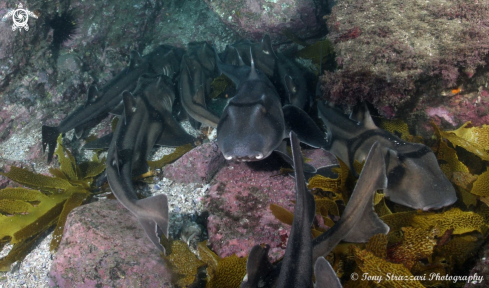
[197,241,247,288]
[210,75,233,99]
[0,135,105,271]
[147,143,194,171]
[163,240,205,287]
[387,227,438,270]
[269,121,489,286]
[346,247,425,288]
[432,121,489,161]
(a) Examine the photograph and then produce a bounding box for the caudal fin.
[135,194,170,254]
[42,125,60,163]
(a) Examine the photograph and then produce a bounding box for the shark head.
[216,46,285,162]
[217,81,285,161]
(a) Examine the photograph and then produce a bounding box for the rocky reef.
[320,0,489,128]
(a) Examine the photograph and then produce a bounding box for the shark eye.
[132,107,137,113]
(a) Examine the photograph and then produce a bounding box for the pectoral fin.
[83,133,113,150]
[314,257,342,288]
[274,141,317,174]
[312,142,389,261]
[283,105,328,149]
[383,145,457,210]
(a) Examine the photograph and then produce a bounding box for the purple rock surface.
[49,200,171,288]
[164,142,226,184]
[203,0,323,42]
[303,148,338,169]
[464,241,489,287]
[320,0,489,121]
[205,160,297,262]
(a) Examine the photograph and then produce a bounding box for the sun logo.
[2,3,38,32]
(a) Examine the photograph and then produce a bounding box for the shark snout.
[222,149,266,162]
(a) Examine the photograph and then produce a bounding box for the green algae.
[0,134,105,271]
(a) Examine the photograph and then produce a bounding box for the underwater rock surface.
[321,0,489,123]
[164,142,226,184]
[0,0,238,148]
[206,160,296,262]
[465,241,489,288]
[203,0,324,41]
[49,200,172,288]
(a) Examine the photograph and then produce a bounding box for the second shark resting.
[39,35,459,286]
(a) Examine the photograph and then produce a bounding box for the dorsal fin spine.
[249,47,258,79]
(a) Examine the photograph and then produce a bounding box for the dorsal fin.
[350,102,377,130]
[113,140,121,176]
[261,34,275,57]
[122,91,137,124]
[129,51,143,69]
[233,46,246,66]
[249,47,258,80]
[85,85,99,106]
[284,75,296,103]
[315,41,324,100]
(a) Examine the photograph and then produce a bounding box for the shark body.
[240,131,384,287]
[317,102,457,211]
[221,35,309,109]
[105,75,197,253]
[178,42,220,129]
[42,45,184,163]
[83,74,196,174]
[215,47,326,171]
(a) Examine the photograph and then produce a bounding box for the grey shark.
[275,131,316,288]
[42,45,183,163]
[241,140,389,287]
[215,48,327,168]
[84,74,196,175]
[107,81,179,252]
[178,42,220,129]
[222,35,309,109]
[317,101,457,211]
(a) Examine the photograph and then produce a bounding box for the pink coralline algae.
[320,0,489,117]
[164,142,226,184]
[49,200,172,288]
[205,160,296,262]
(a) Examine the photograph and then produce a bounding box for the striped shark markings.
[42,45,184,163]
[241,133,390,287]
[317,101,457,211]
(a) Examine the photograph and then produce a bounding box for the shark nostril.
[255,153,264,159]
[224,155,233,160]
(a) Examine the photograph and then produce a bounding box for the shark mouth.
[223,153,265,162]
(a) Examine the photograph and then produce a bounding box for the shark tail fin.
[314,257,343,288]
[42,125,60,163]
[135,194,170,254]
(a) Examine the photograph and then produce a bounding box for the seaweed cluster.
[0,135,105,271]
[265,119,489,287]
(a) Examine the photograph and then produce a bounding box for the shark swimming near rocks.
[103,74,197,253]
[241,132,389,287]
[221,35,310,109]
[83,74,196,172]
[214,46,326,172]
[317,101,457,211]
[178,42,221,129]
[42,45,184,163]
